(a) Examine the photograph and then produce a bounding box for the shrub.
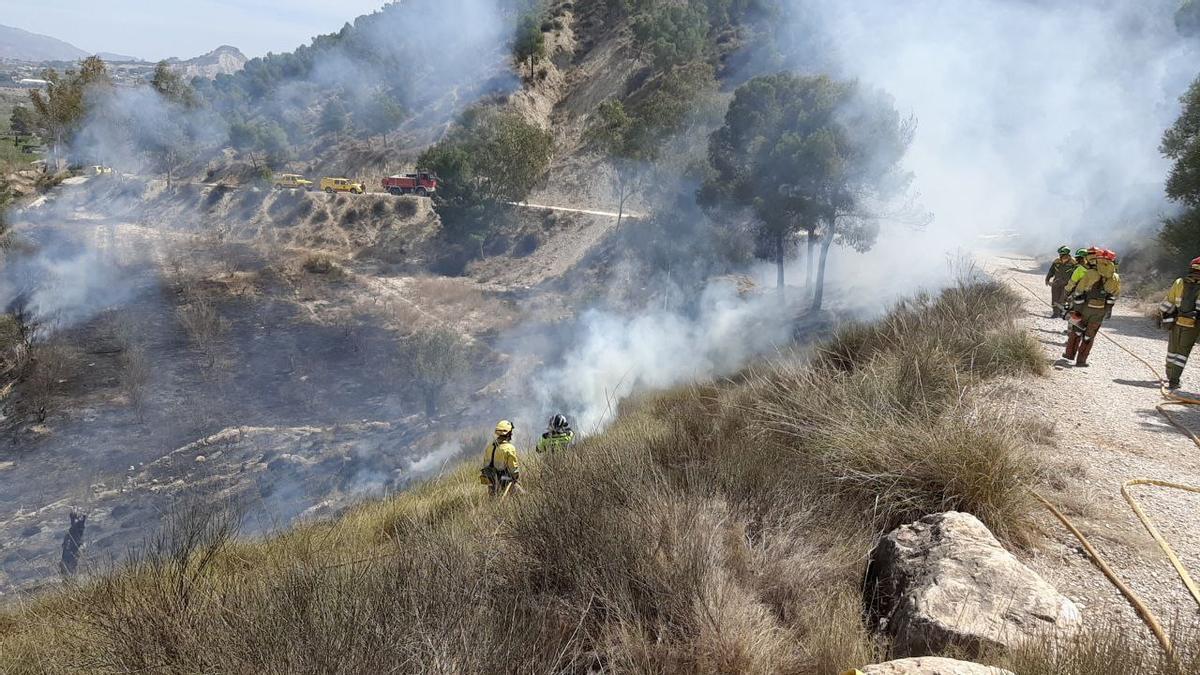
[393,198,418,219]
[21,342,78,423]
[301,253,342,277]
[396,327,472,417]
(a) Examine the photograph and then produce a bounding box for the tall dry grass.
[0,277,1123,674]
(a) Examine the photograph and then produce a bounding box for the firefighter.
[1062,247,1120,367]
[1159,256,1200,389]
[480,420,520,496]
[1102,249,1120,319]
[536,414,574,453]
[1065,248,1089,289]
[1045,246,1076,318]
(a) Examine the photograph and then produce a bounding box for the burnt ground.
[0,214,507,599]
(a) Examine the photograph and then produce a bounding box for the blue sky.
[4,0,387,60]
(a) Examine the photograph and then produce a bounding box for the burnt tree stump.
[58,511,86,577]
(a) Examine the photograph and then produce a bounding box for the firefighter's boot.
[1075,336,1095,367]
[1063,330,1081,361]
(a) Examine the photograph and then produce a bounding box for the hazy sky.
[4,0,388,61]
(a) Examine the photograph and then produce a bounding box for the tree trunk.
[424,389,438,418]
[812,226,835,312]
[806,233,816,296]
[615,176,626,231]
[776,230,785,290]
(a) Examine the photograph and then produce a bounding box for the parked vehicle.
[320,177,364,194]
[274,173,313,190]
[382,170,438,196]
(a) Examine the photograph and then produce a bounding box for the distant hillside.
[0,24,86,62]
[166,45,247,79]
[96,51,141,63]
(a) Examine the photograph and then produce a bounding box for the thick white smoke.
[528,278,797,432]
[787,0,1200,282]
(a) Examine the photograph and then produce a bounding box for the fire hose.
[1010,273,1200,664]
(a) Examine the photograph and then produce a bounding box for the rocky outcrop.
[167,45,247,79]
[854,656,1014,674]
[867,511,1080,657]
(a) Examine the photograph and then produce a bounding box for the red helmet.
[1191,256,1200,269]
[1101,249,1117,262]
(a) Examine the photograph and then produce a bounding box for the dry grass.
[406,275,485,310]
[1,277,1141,673]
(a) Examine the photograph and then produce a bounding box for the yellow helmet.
[495,420,514,436]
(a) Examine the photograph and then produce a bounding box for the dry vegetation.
[1,278,1182,674]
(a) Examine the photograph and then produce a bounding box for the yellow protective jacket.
[483,440,519,475]
[1160,274,1200,325]
[1066,260,1119,305]
[1063,265,1087,295]
[536,430,574,453]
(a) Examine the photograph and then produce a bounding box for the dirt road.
[991,254,1200,642]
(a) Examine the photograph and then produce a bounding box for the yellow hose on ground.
[1009,272,1200,663]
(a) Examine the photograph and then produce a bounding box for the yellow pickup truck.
[320,177,364,194]
[274,173,313,190]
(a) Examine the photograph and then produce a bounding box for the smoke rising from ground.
[528,279,797,432]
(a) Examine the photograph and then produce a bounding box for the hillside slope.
[0,24,87,62]
[0,277,1070,673]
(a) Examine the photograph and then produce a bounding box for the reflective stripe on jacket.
[1162,275,1200,324]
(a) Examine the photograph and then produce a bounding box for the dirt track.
[991,254,1200,643]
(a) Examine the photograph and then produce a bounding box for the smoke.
[775,0,1199,265]
[522,277,798,432]
[517,1,1200,435]
[213,0,521,151]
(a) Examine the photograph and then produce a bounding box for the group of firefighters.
[1047,244,1200,390]
[479,414,574,496]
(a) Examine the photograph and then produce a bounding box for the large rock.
[867,511,1080,657]
[853,656,1014,674]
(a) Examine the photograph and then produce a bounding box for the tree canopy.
[701,73,912,306]
[1160,77,1200,264]
[29,56,112,168]
[419,108,554,246]
[513,13,547,78]
[151,62,198,108]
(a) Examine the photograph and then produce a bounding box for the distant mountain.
[166,45,247,79]
[0,24,87,62]
[0,24,140,63]
[97,52,141,63]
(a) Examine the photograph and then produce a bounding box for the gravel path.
[990,254,1200,644]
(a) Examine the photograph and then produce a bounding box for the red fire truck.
[382,171,438,196]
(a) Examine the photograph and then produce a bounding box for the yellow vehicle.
[274,173,314,191]
[320,177,364,194]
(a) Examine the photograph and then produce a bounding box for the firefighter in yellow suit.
[1160,256,1200,389]
[480,420,520,496]
[1062,248,1120,367]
